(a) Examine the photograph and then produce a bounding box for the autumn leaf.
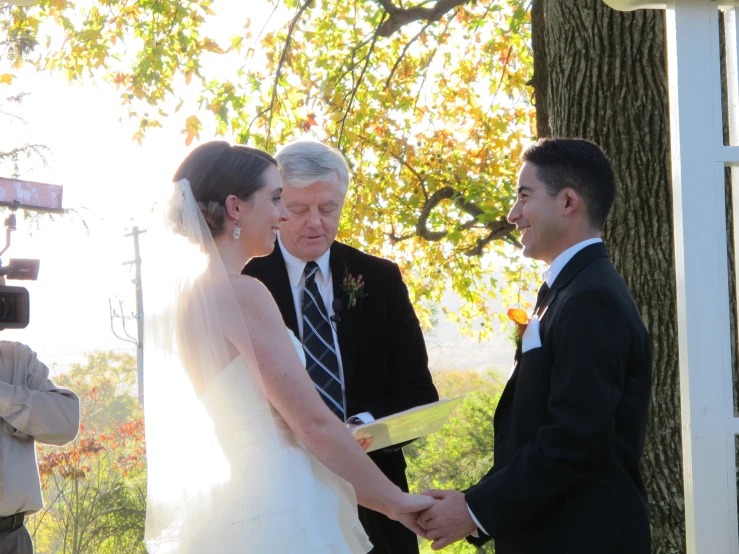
[302,112,318,132]
[183,115,202,147]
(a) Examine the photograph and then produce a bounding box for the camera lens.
[0,296,15,321]
[0,287,28,329]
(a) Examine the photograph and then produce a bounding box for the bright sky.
[0,70,190,370]
[0,0,520,377]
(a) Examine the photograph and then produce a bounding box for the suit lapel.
[495,361,520,427]
[330,243,362,390]
[537,242,609,320]
[253,245,300,337]
[498,242,610,418]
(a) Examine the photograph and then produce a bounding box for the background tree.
[0,3,48,177]
[1,0,539,333]
[530,2,682,552]
[405,369,502,553]
[29,352,146,554]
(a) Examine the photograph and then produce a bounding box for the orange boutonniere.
[507,308,530,350]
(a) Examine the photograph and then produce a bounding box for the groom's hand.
[417,489,477,551]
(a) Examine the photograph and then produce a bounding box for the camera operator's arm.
[0,343,79,446]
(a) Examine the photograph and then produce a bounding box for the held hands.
[388,492,437,538]
[417,489,478,551]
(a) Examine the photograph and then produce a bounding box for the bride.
[142,141,434,553]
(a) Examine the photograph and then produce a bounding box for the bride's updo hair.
[173,141,277,236]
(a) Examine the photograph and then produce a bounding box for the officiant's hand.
[388,492,436,538]
[346,423,373,452]
[417,489,477,550]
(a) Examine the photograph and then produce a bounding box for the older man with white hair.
[243,139,438,553]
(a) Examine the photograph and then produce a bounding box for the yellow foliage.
[19,0,537,339]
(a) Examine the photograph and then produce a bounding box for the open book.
[350,397,463,453]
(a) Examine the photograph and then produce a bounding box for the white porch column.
[665,2,738,553]
[604,0,739,551]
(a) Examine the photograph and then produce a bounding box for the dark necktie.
[534,282,550,313]
[301,262,344,419]
[514,281,550,365]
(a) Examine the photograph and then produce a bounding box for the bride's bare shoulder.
[229,274,278,313]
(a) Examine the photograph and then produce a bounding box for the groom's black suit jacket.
[466,243,652,554]
[243,240,438,553]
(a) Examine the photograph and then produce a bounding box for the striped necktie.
[301,261,344,419]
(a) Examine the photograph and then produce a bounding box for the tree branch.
[337,11,387,148]
[373,0,472,38]
[390,151,429,200]
[416,186,456,241]
[463,218,516,256]
[266,0,314,141]
[411,19,449,115]
[243,107,269,142]
[388,232,415,243]
[353,129,517,255]
[384,21,433,90]
[414,185,516,254]
[387,221,415,243]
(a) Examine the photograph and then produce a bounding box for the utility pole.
[110,225,146,405]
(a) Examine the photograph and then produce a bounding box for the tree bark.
[718,11,739,527]
[531,2,685,552]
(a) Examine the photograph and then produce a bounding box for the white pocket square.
[521,314,542,353]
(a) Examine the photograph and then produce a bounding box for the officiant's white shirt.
[278,234,373,424]
[468,237,602,536]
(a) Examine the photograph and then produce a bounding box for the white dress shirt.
[0,341,80,516]
[467,237,603,537]
[277,235,373,424]
[543,238,602,288]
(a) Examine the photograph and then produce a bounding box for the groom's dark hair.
[173,141,277,236]
[522,138,615,230]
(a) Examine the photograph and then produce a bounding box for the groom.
[417,139,652,553]
[243,139,439,553]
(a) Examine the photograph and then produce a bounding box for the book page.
[350,397,463,453]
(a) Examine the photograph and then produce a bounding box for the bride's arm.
[228,276,432,522]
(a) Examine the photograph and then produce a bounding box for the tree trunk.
[719,11,739,530]
[531,2,685,552]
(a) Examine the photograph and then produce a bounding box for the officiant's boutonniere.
[341,266,368,309]
[507,308,530,350]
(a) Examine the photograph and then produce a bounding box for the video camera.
[0,177,63,330]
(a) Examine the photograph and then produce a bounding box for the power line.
[110,225,146,405]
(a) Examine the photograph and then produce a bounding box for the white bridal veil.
[142,179,277,552]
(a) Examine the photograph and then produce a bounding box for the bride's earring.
[233,220,241,239]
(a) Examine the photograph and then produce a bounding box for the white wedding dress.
[143,179,372,553]
[178,330,372,554]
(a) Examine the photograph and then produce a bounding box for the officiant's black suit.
[466,242,652,554]
[243,240,439,553]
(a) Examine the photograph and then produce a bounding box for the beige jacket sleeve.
[0,343,79,446]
